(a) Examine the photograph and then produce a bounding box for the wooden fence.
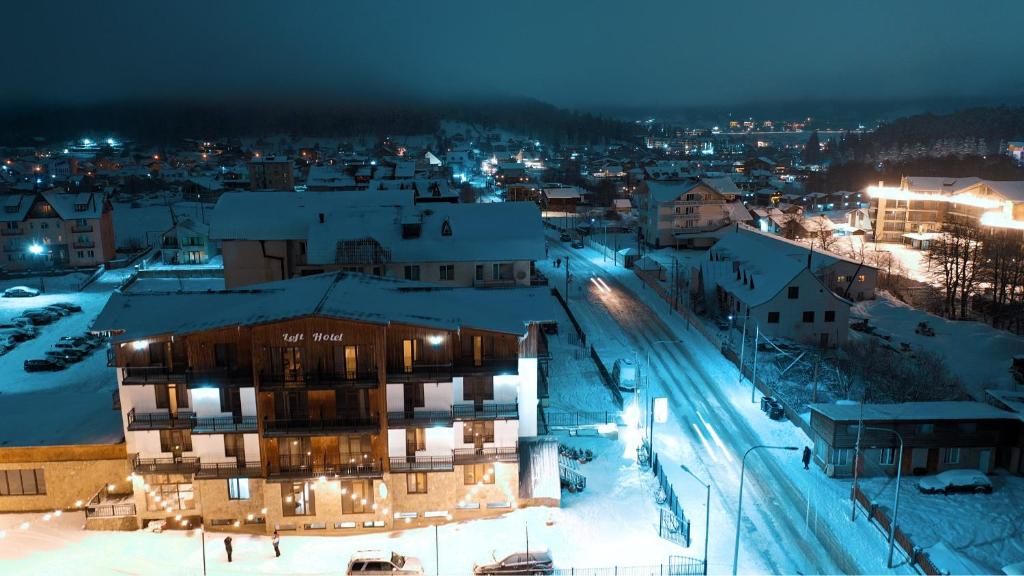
[851,485,942,574]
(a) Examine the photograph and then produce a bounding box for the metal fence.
[85,502,137,518]
[652,453,691,547]
[543,410,617,429]
[551,556,704,576]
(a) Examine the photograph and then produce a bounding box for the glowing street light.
[28,244,44,255]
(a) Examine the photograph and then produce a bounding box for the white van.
[611,358,638,391]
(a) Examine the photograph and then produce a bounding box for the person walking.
[224,536,233,563]
[272,530,281,558]
[802,446,812,470]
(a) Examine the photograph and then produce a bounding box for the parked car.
[346,550,424,575]
[3,286,39,298]
[917,469,993,495]
[570,239,585,249]
[57,336,96,350]
[43,305,72,317]
[559,232,571,242]
[50,302,82,313]
[46,348,87,364]
[24,358,65,372]
[474,551,554,575]
[611,357,639,392]
[17,312,57,326]
[1,327,36,342]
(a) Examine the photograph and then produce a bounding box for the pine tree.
[802,130,822,165]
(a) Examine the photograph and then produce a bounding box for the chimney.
[318,212,325,224]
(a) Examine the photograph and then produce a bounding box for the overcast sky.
[4,0,1022,109]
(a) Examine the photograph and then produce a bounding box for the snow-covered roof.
[94,272,557,342]
[209,190,414,240]
[306,202,544,265]
[542,186,581,200]
[701,176,741,196]
[643,180,713,203]
[810,401,1017,423]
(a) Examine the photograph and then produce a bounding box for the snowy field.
[853,292,1024,398]
[850,474,1024,574]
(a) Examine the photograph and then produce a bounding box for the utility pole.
[750,325,760,403]
[738,315,748,383]
[850,401,864,522]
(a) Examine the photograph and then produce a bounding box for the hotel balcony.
[195,461,264,479]
[257,370,379,391]
[131,454,200,475]
[386,363,453,384]
[452,445,519,464]
[121,365,188,385]
[389,454,454,472]
[186,367,253,388]
[262,414,380,436]
[387,403,518,428]
[267,455,384,481]
[126,408,195,431]
[454,357,519,376]
[73,240,96,249]
[71,224,94,233]
[191,415,258,434]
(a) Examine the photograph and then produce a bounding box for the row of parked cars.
[24,331,105,372]
[0,301,83,355]
[345,549,553,575]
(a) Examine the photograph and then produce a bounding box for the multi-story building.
[94,271,556,535]
[696,225,878,347]
[160,218,213,265]
[635,178,749,248]
[248,156,295,191]
[0,188,115,270]
[210,191,546,289]
[868,176,1024,244]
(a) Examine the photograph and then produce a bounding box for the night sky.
[4,0,1022,109]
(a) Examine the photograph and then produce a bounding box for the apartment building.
[635,178,749,248]
[248,156,294,191]
[93,272,555,534]
[210,191,546,289]
[0,188,116,270]
[696,225,878,347]
[868,176,1024,244]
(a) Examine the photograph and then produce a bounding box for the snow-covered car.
[346,550,424,575]
[3,286,39,298]
[917,469,993,495]
[45,348,87,364]
[1,327,36,342]
[612,357,639,391]
[57,336,95,350]
[473,551,554,575]
[50,302,83,313]
[559,232,572,242]
[24,358,65,372]
[16,312,57,326]
[42,305,73,317]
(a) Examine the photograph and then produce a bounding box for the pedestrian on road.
[272,530,281,558]
[224,536,233,563]
[802,446,811,470]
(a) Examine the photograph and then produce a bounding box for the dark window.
[159,429,192,453]
[439,264,455,281]
[802,311,815,323]
[214,343,237,368]
[223,434,245,458]
[824,311,836,323]
[220,387,242,414]
[767,312,780,323]
[404,265,420,281]
[0,469,46,496]
[788,286,799,299]
[475,265,484,281]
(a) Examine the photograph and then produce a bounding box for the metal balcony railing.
[302,370,380,389]
[121,365,188,385]
[191,415,258,434]
[389,455,454,472]
[454,357,519,376]
[195,461,263,479]
[386,363,453,384]
[269,455,384,480]
[126,408,196,431]
[262,414,380,436]
[453,402,519,420]
[386,410,454,427]
[186,367,252,388]
[131,454,200,475]
[453,445,519,464]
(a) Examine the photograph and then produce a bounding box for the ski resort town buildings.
[695,225,878,347]
[210,191,546,289]
[868,176,1024,244]
[90,272,558,534]
[0,188,116,270]
[634,178,751,249]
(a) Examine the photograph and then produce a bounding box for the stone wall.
[0,443,129,513]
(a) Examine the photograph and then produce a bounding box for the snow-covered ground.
[849,474,1024,574]
[538,236,912,575]
[853,292,1024,398]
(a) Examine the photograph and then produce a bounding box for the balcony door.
[463,376,494,410]
[224,433,246,467]
[155,383,188,416]
[269,347,304,383]
[336,388,370,421]
[274,390,308,421]
[403,383,424,418]
[220,386,243,422]
[402,339,420,373]
[149,342,166,367]
[473,335,483,367]
[329,345,361,380]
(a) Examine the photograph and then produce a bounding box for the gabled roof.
[93,271,556,341]
[644,180,717,203]
[41,189,105,219]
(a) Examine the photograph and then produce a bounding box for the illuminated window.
[407,472,428,494]
[463,464,494,485]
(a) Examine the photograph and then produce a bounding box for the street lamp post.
[680,465,711,576]
[857,426,905,568]
[732,445,799,575]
